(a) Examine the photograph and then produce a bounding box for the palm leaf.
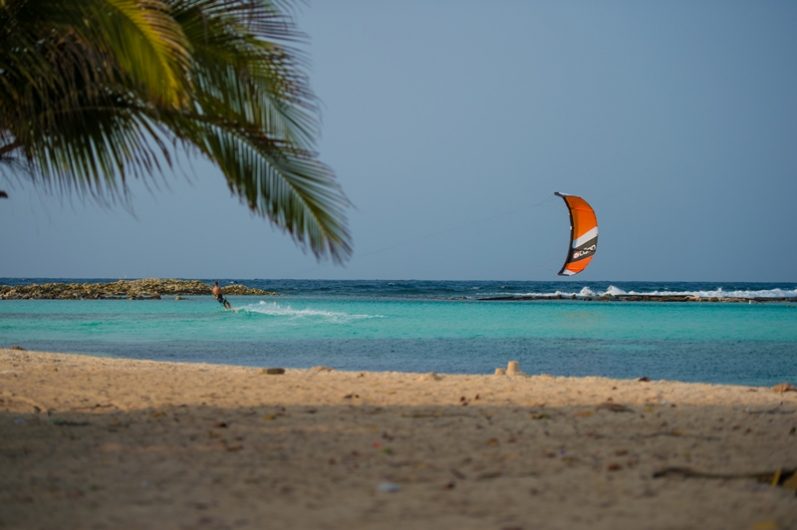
[165,0,351,261]
[0,0,352,262]
[173,0,318,145]
[61,0,193,108]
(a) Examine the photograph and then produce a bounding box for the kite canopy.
[555,192,598,276]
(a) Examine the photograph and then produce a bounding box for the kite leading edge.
[555,192,598,276]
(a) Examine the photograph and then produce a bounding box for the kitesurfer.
[212,281,232,310]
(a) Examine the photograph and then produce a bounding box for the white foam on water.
[604,285,627,296]
[513,286,797,300]
[602,286,797,299]
[233,301,383,322]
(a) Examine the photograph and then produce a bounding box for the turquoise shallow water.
[1,279,796,386]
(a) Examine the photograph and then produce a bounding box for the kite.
[555,192,598,276]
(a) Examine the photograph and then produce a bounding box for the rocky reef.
[0,279,276,300]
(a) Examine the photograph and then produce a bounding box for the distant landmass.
[0,279,276,300]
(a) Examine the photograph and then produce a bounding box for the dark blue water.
[4,277,797,298]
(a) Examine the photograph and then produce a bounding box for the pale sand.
[1,349,795,530]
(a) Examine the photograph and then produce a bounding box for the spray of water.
[233,301,383,323]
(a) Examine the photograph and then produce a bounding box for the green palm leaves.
[0,0,351,262]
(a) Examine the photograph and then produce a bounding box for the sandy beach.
[1,348,795,529]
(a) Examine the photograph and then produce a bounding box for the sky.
[1,0,796,282]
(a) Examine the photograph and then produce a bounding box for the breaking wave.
[514,286,797,300]
[600,286,797,299]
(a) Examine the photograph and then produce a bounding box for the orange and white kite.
[555,192,598,276]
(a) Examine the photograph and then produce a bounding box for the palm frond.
[160,106,351,262]
[32,104,170,199]
[0,0,352,262]
[165,0,351,261]
[76,0,193,108]
[173,0,317,145]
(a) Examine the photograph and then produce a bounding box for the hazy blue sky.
[2,0,796,281]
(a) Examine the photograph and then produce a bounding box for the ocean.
[1,279,796,386]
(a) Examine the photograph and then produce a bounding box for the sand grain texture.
[1,349,796,529]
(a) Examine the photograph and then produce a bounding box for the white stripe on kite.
[572,227,598,249]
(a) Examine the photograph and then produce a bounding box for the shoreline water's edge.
[2,348,794,391]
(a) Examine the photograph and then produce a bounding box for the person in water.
[212,281,232,309]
